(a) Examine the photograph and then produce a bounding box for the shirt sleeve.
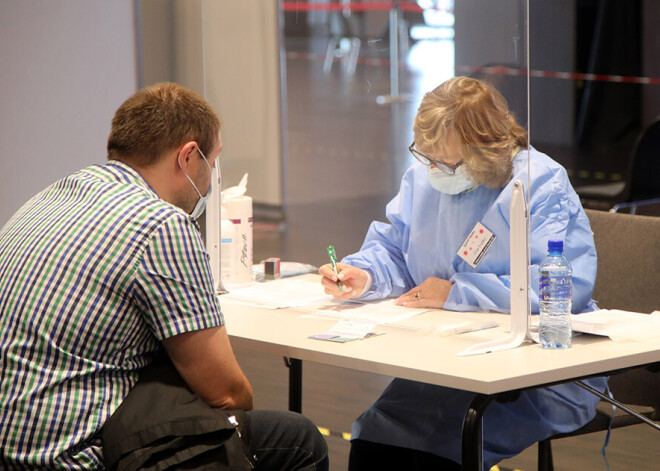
[444,164,597,314]
[443,273,514,313]
[132,215,224,340]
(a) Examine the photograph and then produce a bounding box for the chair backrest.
[629,116,660,201]
[585,209,660,314]
[585,209,660,410]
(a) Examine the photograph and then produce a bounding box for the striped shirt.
[0,161,224,469]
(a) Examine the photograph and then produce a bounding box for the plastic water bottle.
[539,240,573,349]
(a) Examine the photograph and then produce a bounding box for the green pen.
[327,245,343,293]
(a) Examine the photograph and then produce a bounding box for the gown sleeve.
[342,170,417,300]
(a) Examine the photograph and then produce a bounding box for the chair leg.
[323,37,339,74]
[346,38,361,76]
[538,439,554,471]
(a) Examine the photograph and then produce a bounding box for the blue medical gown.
[343,147,607,468]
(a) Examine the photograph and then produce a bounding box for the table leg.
[284,357,303,413]
[462,393,496,471]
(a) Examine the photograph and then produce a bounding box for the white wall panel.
[0,0,137,226]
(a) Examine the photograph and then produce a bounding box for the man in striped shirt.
[0,83,327,470]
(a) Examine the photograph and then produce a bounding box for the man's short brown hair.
[107,82,221,166]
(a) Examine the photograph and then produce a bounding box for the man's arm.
[162,325,253,410]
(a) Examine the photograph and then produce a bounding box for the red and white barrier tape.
[456,65,660,86]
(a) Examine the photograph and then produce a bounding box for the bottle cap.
[548,240,563,252]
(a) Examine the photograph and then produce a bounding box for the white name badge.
[457,222,496,268]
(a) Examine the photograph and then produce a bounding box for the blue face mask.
[179,148,212,219]
[428,165,475,194]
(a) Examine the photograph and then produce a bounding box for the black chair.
[576,117,660,213]
[537,209,660,471]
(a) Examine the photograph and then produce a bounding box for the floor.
[231,16,659,471]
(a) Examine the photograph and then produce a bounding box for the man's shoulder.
[76,162,189,222]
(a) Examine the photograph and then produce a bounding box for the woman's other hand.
[395,277,453,309]
[319,263,368,300]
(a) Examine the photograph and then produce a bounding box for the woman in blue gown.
[319,77,607,470]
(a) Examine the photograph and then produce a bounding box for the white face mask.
[428,165,475,194]
[179,148,212,219]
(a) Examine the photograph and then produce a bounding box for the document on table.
[300,298,429,325]
[220,278,331,309]
[221,278,499,337]
[571,309,660,341]
[304,300,500,337]
[309,318,383,343]
[398,314,500,338]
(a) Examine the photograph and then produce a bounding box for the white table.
[222,299,660,470]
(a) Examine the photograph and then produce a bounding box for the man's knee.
[292,412,328,456]
[247,410,327,456]
[245,410,328,470]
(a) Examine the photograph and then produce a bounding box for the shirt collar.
[105,160,160,198]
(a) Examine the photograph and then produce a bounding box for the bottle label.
[539,273,572,300]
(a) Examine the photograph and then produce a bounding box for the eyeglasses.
[408,141,464,175]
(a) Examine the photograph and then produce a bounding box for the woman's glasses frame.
[408,141,464,175]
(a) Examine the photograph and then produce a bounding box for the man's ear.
[176,141,199,172]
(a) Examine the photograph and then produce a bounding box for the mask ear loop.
[195,147,213,182]
[178,148,204,199]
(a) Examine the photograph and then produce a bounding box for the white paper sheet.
[571,309,660,341]
[309,319,380,342]
[220,278,331,309]
[301,298,428,324]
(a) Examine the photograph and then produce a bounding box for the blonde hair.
[413,76,528,188]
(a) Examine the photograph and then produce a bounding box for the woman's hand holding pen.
[319,263,368,299]
[395,277,453,309]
